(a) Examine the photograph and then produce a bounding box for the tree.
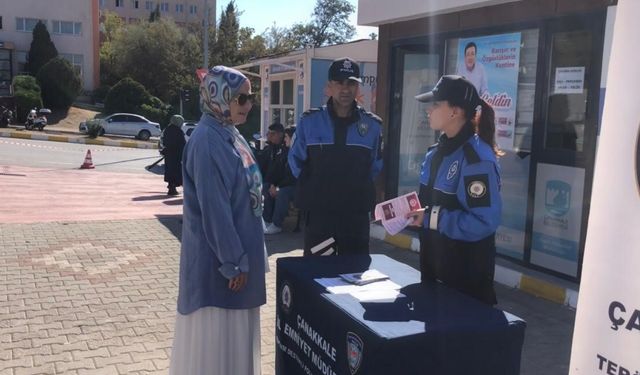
[25,21,59,76]
[36,57,82,109]
[262,23,298,55]
[213,1,241,66]
[99,11,125,86]
[104,77,152,115]
[288,0,356,48]
[110,18,201,102]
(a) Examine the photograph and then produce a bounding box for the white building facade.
[0,0,100,93]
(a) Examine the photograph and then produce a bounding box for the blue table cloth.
[275,254,526,375]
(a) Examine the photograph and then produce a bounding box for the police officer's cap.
[328,57,362,83]
[415,75,482,112]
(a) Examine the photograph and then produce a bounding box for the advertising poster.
[457,33,521,150]
[530,163,585,277]
[570,1,640,373]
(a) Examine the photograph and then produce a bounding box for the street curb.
[0,129,157,149]
[369,224,579,308]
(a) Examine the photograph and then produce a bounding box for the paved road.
[0,138,160,173]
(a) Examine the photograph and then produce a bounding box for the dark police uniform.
[289,98,383,256]
[418,123,501,305]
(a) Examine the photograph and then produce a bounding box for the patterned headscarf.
[200,65,247,125]
[199,66,263,217]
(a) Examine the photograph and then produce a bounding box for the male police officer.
[289,57,383,256]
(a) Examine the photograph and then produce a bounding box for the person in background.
[407,75,502,305]
[264,126,297,235]
[170,66,266,375]
[258,123,285,225]
[162,114,186,196]
[289,57,383,256]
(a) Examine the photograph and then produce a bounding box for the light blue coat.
[177,114,266,314]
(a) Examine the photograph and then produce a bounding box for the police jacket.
[289,99,383,213]
[418,124,501,244]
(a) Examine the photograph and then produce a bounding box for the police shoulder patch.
[361,110,382,123]
[300,107,323,119]
[464,174,491,208]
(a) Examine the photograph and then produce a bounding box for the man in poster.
[457,42,489,96]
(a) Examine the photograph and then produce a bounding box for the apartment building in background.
[0,0,100,94]
[99,0,215,26]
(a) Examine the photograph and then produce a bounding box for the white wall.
[0,0,98,90]
[357,0,521,26]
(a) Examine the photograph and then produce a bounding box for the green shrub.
[12,75,42,122]
[92,85,111,104]
[36,57,81,109]
[104,78,151,114]
[139,104,167,125]
[85,119,103,138]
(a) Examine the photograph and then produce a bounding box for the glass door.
[270,76,295,126]
[387,45,442,197]
[529,15,605,279]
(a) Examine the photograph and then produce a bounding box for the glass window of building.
[16,18,44,32]
[116,0,124,7]
[145,1,154,10]
[160,2,169,12]
[189,5,197,14]
[176,4,184,13]
[52,21,82,36]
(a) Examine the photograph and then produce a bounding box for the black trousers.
[419,230,497,305]
[303,211,370,256]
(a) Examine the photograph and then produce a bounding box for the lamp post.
[203,0,209,69]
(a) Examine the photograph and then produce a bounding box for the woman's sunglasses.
[235,93,256,106]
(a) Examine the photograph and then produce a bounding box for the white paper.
[315,277,401,294]
[374,191,421,235]
[350,289,406,302]
[554,67,585,94]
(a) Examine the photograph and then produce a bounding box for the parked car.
[181,121,197,141]
[79,113,161,140]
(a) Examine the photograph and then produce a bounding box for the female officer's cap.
[415,75,481,112]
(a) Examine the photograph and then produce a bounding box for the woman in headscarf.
[161,114,186,196]
[170,66,266,375]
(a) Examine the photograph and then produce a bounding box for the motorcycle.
[25,108,51,131]
[0,106,12,128]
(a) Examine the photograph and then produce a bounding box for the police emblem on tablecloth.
[346,332,364,374]
[357,122,368,136]
[281,282,292,314]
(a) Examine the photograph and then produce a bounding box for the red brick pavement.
[0,165,182,224]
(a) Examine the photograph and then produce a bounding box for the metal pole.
[203,0,209,69]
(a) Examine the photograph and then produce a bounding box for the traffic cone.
[80,149,95,169]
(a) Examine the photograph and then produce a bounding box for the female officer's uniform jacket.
[288,99,383,213]
[418,123,501,305]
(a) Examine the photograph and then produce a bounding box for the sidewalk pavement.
[0,127,156,150]
[0,215,575,375]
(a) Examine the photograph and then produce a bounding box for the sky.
[217,0,378,40]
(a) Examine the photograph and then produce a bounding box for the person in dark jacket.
[264,126,297,234]
[407,75,503,305]
[162,114,186,196]
[258,122,284,223]
[288,57,383,256]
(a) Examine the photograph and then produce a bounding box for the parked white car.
[79,113,161,140]
[181,121,197,141]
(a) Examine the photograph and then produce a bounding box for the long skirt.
[169,306,261,375]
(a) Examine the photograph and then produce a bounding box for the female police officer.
[407,75,502,305]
